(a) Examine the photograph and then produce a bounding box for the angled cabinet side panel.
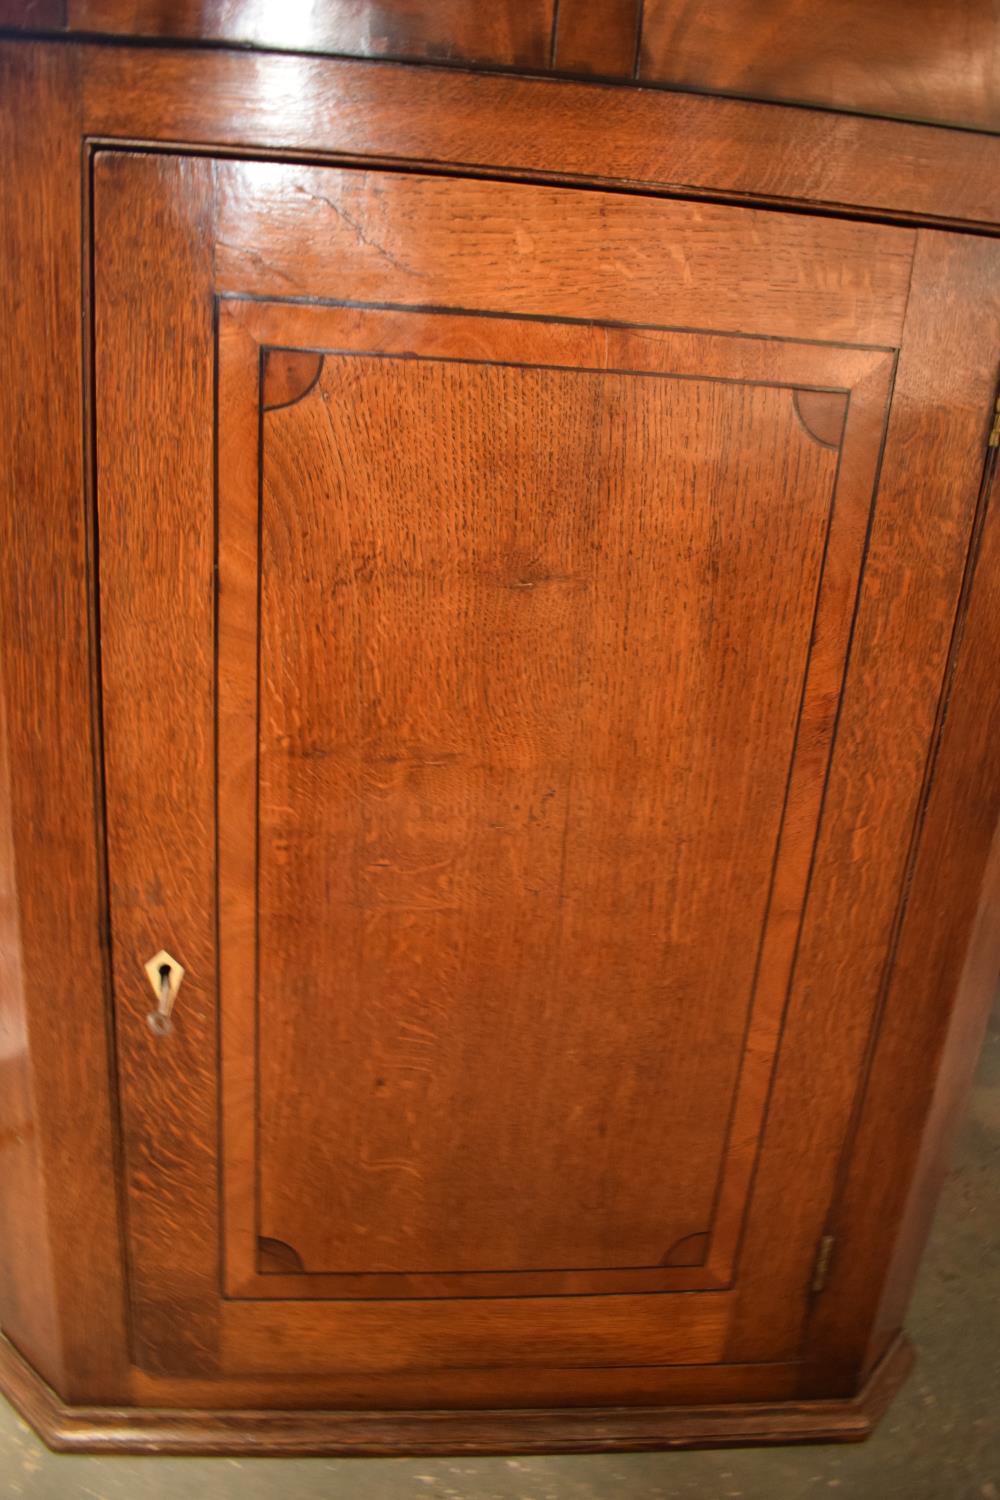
[0,42,129,1401]
[797,230,1000,1393]
[0,636,63,1388]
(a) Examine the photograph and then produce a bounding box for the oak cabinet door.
[94,150,930,1391]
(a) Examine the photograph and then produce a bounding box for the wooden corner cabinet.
[1,0,999,1457]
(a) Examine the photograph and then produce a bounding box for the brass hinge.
[989,395,1000,449]
[811,1233,836,1294]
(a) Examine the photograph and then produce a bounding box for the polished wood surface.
[552,0,642,76]
[0,46,71,1395]
[78,45,1000,229]
[801,232,1000,1390]
[218,1293,730,1375]
[93,150,220,1378]
[214,297,890,1301]
[0,43,129,1403]
[639,0,1000,132]
[0,1331,915,1454]
[98,146,907,1381]
[0,623,59,1381]
[725,229,1000,1368]
[211,163,913,345]
[4,0,998,135]
[67,0,556,67]
[123,1355,807,1411]
[0,8,998,1454]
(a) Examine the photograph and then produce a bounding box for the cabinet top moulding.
[4,0,1000,138]
[0,39,988,231]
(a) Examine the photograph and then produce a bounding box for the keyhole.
[143,949,184,1036]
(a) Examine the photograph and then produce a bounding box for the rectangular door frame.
[215,293,894,1303]
[93,145,984,1394]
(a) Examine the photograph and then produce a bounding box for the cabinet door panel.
[216,301,892,1301]
[95,151,923,1384]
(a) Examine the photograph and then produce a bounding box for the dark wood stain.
[638,0,1000,133]
[257,1237,306,1274]
[61,0,556,69]
[261,348,325,411]
[793,389,850,449]
[661,1233,711,1268]
[6,1,998,136]
[551,0,643,76]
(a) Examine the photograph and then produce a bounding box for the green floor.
[2,997,997,1499]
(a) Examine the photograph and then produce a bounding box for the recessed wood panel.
[214,298,894,1301]
[259,355,828,1280]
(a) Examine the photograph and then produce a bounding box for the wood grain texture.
[552,0,642,77]
[209,301,894,1307]
[93,149,220,1376]
[3,16,999,1437]
[797,237,1000,1390]
[8,0,1000,136]
[726,230,1000,1368]
[639,0,1000,133]
[126,1355,807,1411]
[99,149,921,1394]
[859,828,1000,1377]
[79,46,1000,229]
[211,290,895,1310]
[212,298,892,1305]
[261,348,324,410]
[0,1331,915,1454]
[212,161,914,347]
[254,350,830,1281]
[0,611,62,1387]
[219,1294,731,1375]
[0,42,128,1402]
[0,0,66,23]
[793,390,849,449]
[62,0,556,68]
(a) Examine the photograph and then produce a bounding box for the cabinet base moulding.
[0,1333,915,1456]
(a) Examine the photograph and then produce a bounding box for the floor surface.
[1,998,997,1498]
